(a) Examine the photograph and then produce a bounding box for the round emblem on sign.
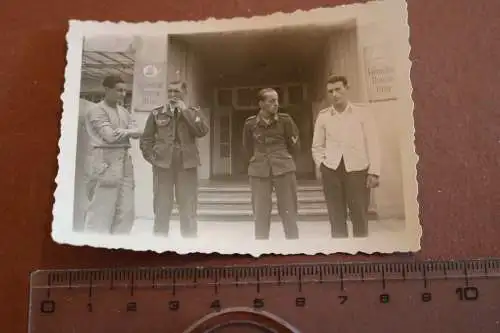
[143,64,159,78]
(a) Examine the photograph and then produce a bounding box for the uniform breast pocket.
[153,144,169,156]
[155,116,171,127]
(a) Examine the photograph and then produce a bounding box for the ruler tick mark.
[172,275,177,296]
[298,270,303,292]
[340,269,344,291]
[464,266,469,287]
[88,277,93,298]
[130,275,135,297]
[423,266,428,289]
[214,275,219,295]
[256,271,261,293]
[46,274,52,298]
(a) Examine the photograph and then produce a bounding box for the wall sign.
[363,42,398,103]
[134,62,167,110]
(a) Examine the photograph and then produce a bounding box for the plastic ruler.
[28,259,500,332]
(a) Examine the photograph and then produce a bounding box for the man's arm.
[86,106,122,143]
[125,111,143,139]
[311,113,326,167]
[181,107,209,138]
[242,119,254,163]
[139,112,157,163]
[362,109,381,177]
[283,114,301,157]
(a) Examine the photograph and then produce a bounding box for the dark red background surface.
[0,0,499,332]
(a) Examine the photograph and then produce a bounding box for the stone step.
[197,185,325,204]
[161,182,377,222]
[137,218,361,224]
[171,206,326,216]
[195,202,327,210]
[168,207,378,222]
[174,215,327,222]
[170,206,328,222]
[197,194,326,204]
[198,185,323,193]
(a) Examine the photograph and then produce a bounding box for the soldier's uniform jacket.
[242,112,301,178]
[140,104,209,169]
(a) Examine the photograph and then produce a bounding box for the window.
[217,89,233,107]
[80,92,103,104]
[219,115,230,158]
[288,85,304,105]
[272,86,285,104]
[80,91,132,111]
[216,84,306,109]
[236,88,259,107]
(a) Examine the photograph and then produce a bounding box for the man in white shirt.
[84,75,142,235]
[311,75,381,238]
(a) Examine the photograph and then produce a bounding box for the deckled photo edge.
[52,21,84,243]
[393,0,422,253]
[52,0,421,256]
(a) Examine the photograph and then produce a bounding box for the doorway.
[284,103,316,180]
[231,108,257,178]
[229,105,316,180]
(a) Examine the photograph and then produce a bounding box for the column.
[129,35,169,220]
[356,10,406,220]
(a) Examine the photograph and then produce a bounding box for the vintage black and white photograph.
[52,0,421,255]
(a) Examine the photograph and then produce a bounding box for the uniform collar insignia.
[256,111,278,125]
[152,105,178,117]
[151,105,165,116]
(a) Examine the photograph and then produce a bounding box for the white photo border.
[52,0,421,256]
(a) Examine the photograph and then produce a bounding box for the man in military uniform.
[139,80,209,238]
[242,88,301,240]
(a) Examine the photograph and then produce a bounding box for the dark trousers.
[250,172,299,240]
[152,151,198,238]
[320,159,370,238]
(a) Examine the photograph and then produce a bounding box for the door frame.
[230,107,258,177]
[210,83,309,180]
[209,105,232,180]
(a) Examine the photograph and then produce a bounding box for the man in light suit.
[84,75,142,234]
[312,75,381,238]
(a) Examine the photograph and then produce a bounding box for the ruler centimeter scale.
[29,259,500,333]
